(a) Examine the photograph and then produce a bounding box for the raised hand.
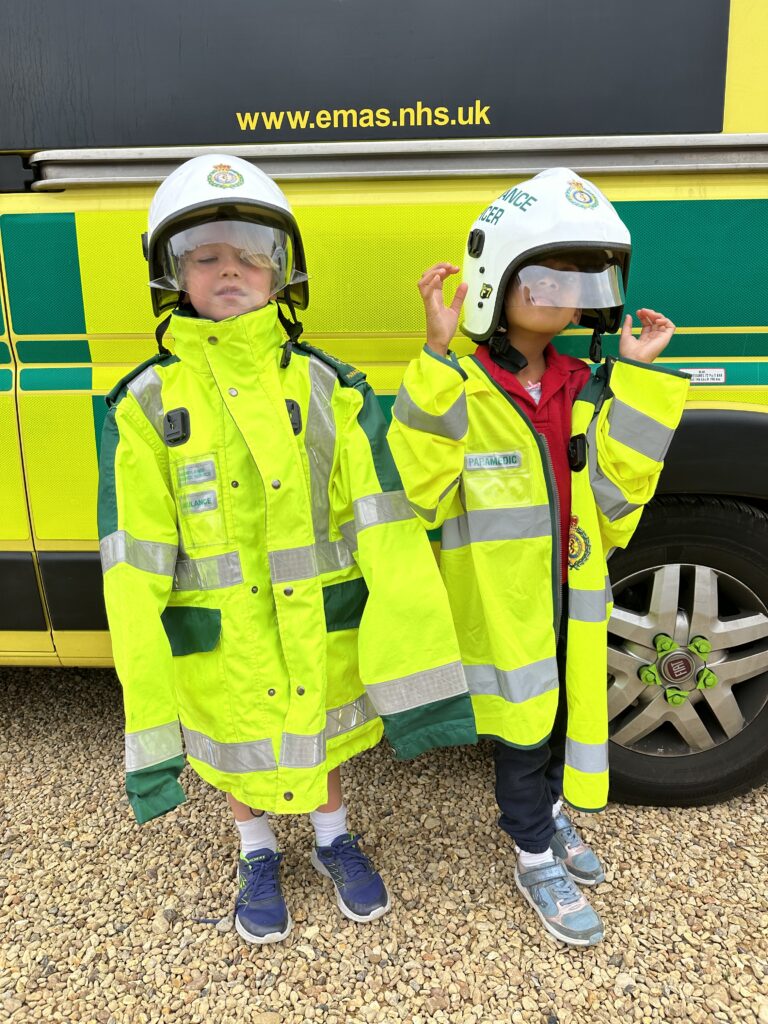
[619,309,676,364]
[419,263,468,357]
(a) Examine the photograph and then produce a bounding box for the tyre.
[606,495,768,806]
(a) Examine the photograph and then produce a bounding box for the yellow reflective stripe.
[587,419,639,523]
[269,544,318,584]
[353,490,415,533]
[566,737,609,774]
[366,661,466,716]
[307,356,356,574]
[393,383,468,440]
[464,658,558,702]
[127,365,165,439]
[125,721,183,771]
[607,399,675,462]
[568,588,607,623]
[100,530,177,576]
[183,726,277,773]
[442,506,551,550]
[173,551,243,590]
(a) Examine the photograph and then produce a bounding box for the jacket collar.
[169,302,285,374]
[474,342,587,413]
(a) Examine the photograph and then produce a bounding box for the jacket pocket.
[161,606,222,656]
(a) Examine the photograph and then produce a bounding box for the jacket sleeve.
[330,378,477,759]
[386,345,469,529]
[98,392,186,824]
[588,357,690,552]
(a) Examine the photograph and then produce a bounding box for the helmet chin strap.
[590,311,607,364]
[155,313,173,356]
[487,332,529,374]
[276,296,304,368]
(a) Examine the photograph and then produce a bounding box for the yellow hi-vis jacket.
[98,303,476,823]
[387,348,689,811]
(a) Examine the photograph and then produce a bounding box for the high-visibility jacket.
[387,347,689,812]
[98,303,476,824]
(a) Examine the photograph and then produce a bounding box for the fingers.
[418,264,459,295]
[449,281,468,315]
[636,308,675,332]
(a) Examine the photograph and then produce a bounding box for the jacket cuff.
[126,754,186,824]
[616,355,691,381]
[381,693,478,760]
[422,344,468,380]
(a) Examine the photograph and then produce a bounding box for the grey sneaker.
[550,811,605,886]
[515,857,604,946]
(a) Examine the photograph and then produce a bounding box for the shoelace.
[546,873,582,906]
[322,834,372,883]
[238,852,282,904]
[558,821,581,848]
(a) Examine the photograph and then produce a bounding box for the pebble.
[1,666,766,1024]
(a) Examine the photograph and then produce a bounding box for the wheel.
[606,495,768,806]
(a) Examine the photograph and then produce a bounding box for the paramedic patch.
[465,452,522,471]
[568,515,591,569]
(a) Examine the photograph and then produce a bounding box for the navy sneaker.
[311,833,390,923]
[234,848,292,944]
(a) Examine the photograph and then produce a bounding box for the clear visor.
[507,262,624,310]
[149,220,308,299]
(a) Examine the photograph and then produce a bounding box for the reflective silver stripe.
[607,399,675,463]
[566,737,609,775]
[339,519,358,553]
[353,490,415,533]
[183,726,277,773]
[173,551,243,591]
[586,418,639,523]
[100,530,177,576]
[307,357,356,574]
[280,731,326,769]
[442,506,551,550]
[568,588,607,623]
[125,721,183,772]
[128,365,165,439]
[464,658,558,703]
[366,661,467,716]
[269,544,318,584]
[326,693,377,739]
[605,575,614,606]
[393,383,468,440]
[407,477,461,525]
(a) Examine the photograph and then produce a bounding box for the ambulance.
[1,0,766,806]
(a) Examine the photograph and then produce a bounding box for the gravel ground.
[1,667,766,1024]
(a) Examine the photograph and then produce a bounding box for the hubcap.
[608,564,768,757]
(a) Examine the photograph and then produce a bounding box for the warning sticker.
[679,367,726,384]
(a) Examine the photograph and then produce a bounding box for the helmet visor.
[507,261,624,311]
[149,220,308,301]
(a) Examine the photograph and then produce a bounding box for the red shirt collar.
[473,342,586,412]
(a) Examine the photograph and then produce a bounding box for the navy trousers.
[494,587,568,853]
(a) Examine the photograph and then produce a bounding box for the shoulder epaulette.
[105,352,179,408]
[292,340,367,388]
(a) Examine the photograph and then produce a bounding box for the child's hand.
[619,309,676,363]
[419,263,468,357]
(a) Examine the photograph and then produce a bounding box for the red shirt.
[473,343,592,581]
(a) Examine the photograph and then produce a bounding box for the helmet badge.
[207,163,245,189]
[566,180,599,210]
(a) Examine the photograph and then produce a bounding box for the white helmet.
[144,154,308,317]
[461,167,631,343]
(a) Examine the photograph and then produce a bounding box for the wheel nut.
[665,688,689,706]
[638,664,661,685]
[696,668,718,690]
[688,636,713,657]
[654,634,677,654]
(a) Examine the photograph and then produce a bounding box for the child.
[98,155,476,944]
[387,167,689,946]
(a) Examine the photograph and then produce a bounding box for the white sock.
[552,799,563,818]
[236,813,277,854]
[310,804,348,848]
[516,846,557,869]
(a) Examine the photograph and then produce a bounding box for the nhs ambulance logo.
[465,451,522,471]
[566,180,599,210]
[208,163,244,189]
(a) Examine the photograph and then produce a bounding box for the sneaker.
[515,856,603,947]
[311,833,390,923]
[234,848,292,944]
[550,811,605,886]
